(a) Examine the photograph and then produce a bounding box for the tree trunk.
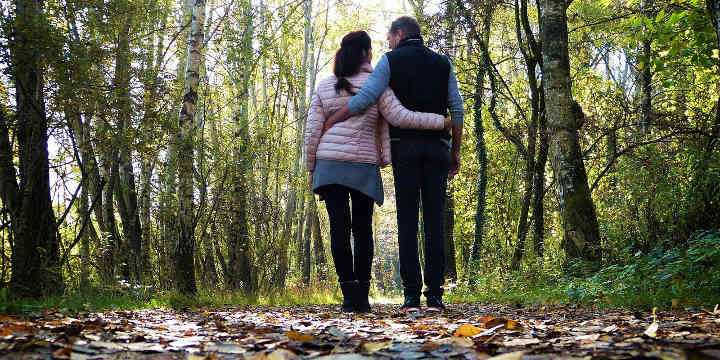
[532,88,548,258]
[4,0,63,297]
[113,8,143,283]
[99,144,120,283]
[277,0,312,289]
[175,0,205,294]
[525,0,548,259]
[639,0,653,136]
[469,0,494,271]
[227,0,255,294]
[541,0,601,263]
[302,203,312,286]
[67,110,100,288]
[139,160,153,283]
[311,199,326,281]
[511,0,539,271]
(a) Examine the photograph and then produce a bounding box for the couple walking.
[304,16,464,314]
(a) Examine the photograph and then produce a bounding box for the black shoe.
[339,281,357,313]
[425,294,445,313]
[355,281,371,313]
[400,295,421,313]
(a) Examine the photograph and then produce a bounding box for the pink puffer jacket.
[304,63,446,178]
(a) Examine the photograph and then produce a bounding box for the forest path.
[2,303,720,359]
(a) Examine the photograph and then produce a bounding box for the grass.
[3,232,718,313]
[0,285,341,314]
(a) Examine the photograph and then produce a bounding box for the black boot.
[339,281,357,312]
[355,281,371,313]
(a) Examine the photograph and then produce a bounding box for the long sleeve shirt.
[348,54,465,126]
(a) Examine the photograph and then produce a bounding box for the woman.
[304,30,449,313]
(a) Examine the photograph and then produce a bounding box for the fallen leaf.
[505,320,521,330]
[435,337,473,347]
[186,355,208,360]
[601,325,618,333]
[285,330,316,342]
[644,321,659,337]
[454,324,483,337]
[214,319,226,331]
[18,340,52,351]
[486,351,526,360]
[329,327,349,340]
[266,349,298,360]
[52,346,72,359]
[503,338,541,347]
[360,341,391,352]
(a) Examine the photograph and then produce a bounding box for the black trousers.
[318,184,375,283]
[391,137,450,298]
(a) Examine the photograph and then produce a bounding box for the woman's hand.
[444,116,453,132]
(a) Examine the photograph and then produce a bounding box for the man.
[325,16,464,313]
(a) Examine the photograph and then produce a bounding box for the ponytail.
[333,31,372,95]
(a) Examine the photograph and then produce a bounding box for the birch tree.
[227,0,256,294]
[175,0,206,294]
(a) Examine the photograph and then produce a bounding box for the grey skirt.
[312,159,384,206]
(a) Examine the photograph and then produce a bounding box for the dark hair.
[334,30,372,95]
[390,16,421,39]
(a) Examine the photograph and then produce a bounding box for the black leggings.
[318,184,374,283]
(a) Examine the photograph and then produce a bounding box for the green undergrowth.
[446,230,720,310]
[3,231,717,314]
[0,285,339,314]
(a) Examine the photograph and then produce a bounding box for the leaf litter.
[0,303,718,359]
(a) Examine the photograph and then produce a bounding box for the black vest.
[386,37,451,139]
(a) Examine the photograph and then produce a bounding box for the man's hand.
[324,104,352,133]
[449,150,461,179]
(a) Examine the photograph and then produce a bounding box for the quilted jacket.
[304,63,446,178]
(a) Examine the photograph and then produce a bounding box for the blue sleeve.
[447,61,465,126]
[348,55,391,115]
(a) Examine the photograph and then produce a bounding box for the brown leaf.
[51,347,72,360]
[285,331,316,342]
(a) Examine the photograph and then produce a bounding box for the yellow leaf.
[361,341,392,352]
[454,324,483,337]
[712,49,719,60]
[506,320,522,330]
[285,331,316,342]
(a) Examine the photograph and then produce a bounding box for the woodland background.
[0,0,718,307]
